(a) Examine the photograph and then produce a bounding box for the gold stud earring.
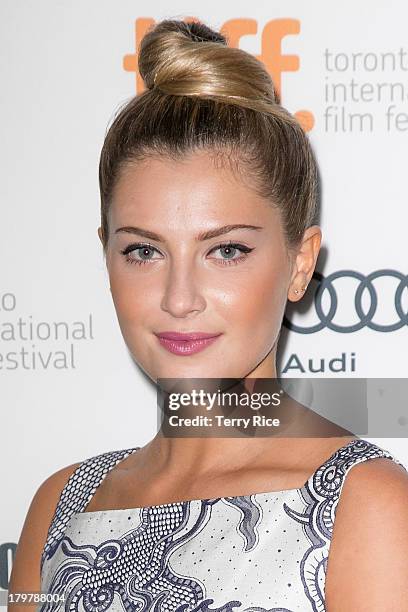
[294,285,308,295]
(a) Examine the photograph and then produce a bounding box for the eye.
[207,242,254,266]
[120,243,163,266]
[119,240,254,267]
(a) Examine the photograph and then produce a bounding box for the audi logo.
[283,269,408,333]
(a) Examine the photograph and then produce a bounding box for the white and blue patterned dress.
[39,438,405,612]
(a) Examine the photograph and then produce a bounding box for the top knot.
[137,19,280,106]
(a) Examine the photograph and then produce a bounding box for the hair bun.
[138,19,278,105]
[138,20,227,91]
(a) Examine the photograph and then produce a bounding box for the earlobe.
[294,284,308,295]
[97,227,103,244]
[287,277,309,302]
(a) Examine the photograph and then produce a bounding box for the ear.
[287,226,322,302]
[97,226,103,244]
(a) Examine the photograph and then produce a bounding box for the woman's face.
[99,150,316,382]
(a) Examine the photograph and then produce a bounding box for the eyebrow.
[114,224,263,242]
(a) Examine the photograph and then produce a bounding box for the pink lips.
[154,331,222,356]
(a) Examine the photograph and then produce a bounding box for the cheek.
[215,263,287,326]
[108,265,151,328]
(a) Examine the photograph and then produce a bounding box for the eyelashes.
[119,241,254,267]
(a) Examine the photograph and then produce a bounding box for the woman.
[9,18,408,612]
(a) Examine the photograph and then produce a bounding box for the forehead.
[109,150,277,226]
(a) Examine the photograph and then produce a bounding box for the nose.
[160,259,206,318]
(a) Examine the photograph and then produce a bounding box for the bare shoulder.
[8,461,82,610]
[325,456,408,611]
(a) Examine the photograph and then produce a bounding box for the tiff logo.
[123,17,314,132]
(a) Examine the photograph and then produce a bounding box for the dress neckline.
[70,437,360,519]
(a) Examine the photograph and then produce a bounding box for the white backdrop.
[1,0,407,586]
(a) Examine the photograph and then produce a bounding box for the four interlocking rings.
[284,269,408,333]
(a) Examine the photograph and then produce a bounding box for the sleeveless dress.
[38,438,406,612]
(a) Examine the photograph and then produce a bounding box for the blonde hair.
[99,19,319,253]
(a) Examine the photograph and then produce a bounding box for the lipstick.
[154,331,222,356]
